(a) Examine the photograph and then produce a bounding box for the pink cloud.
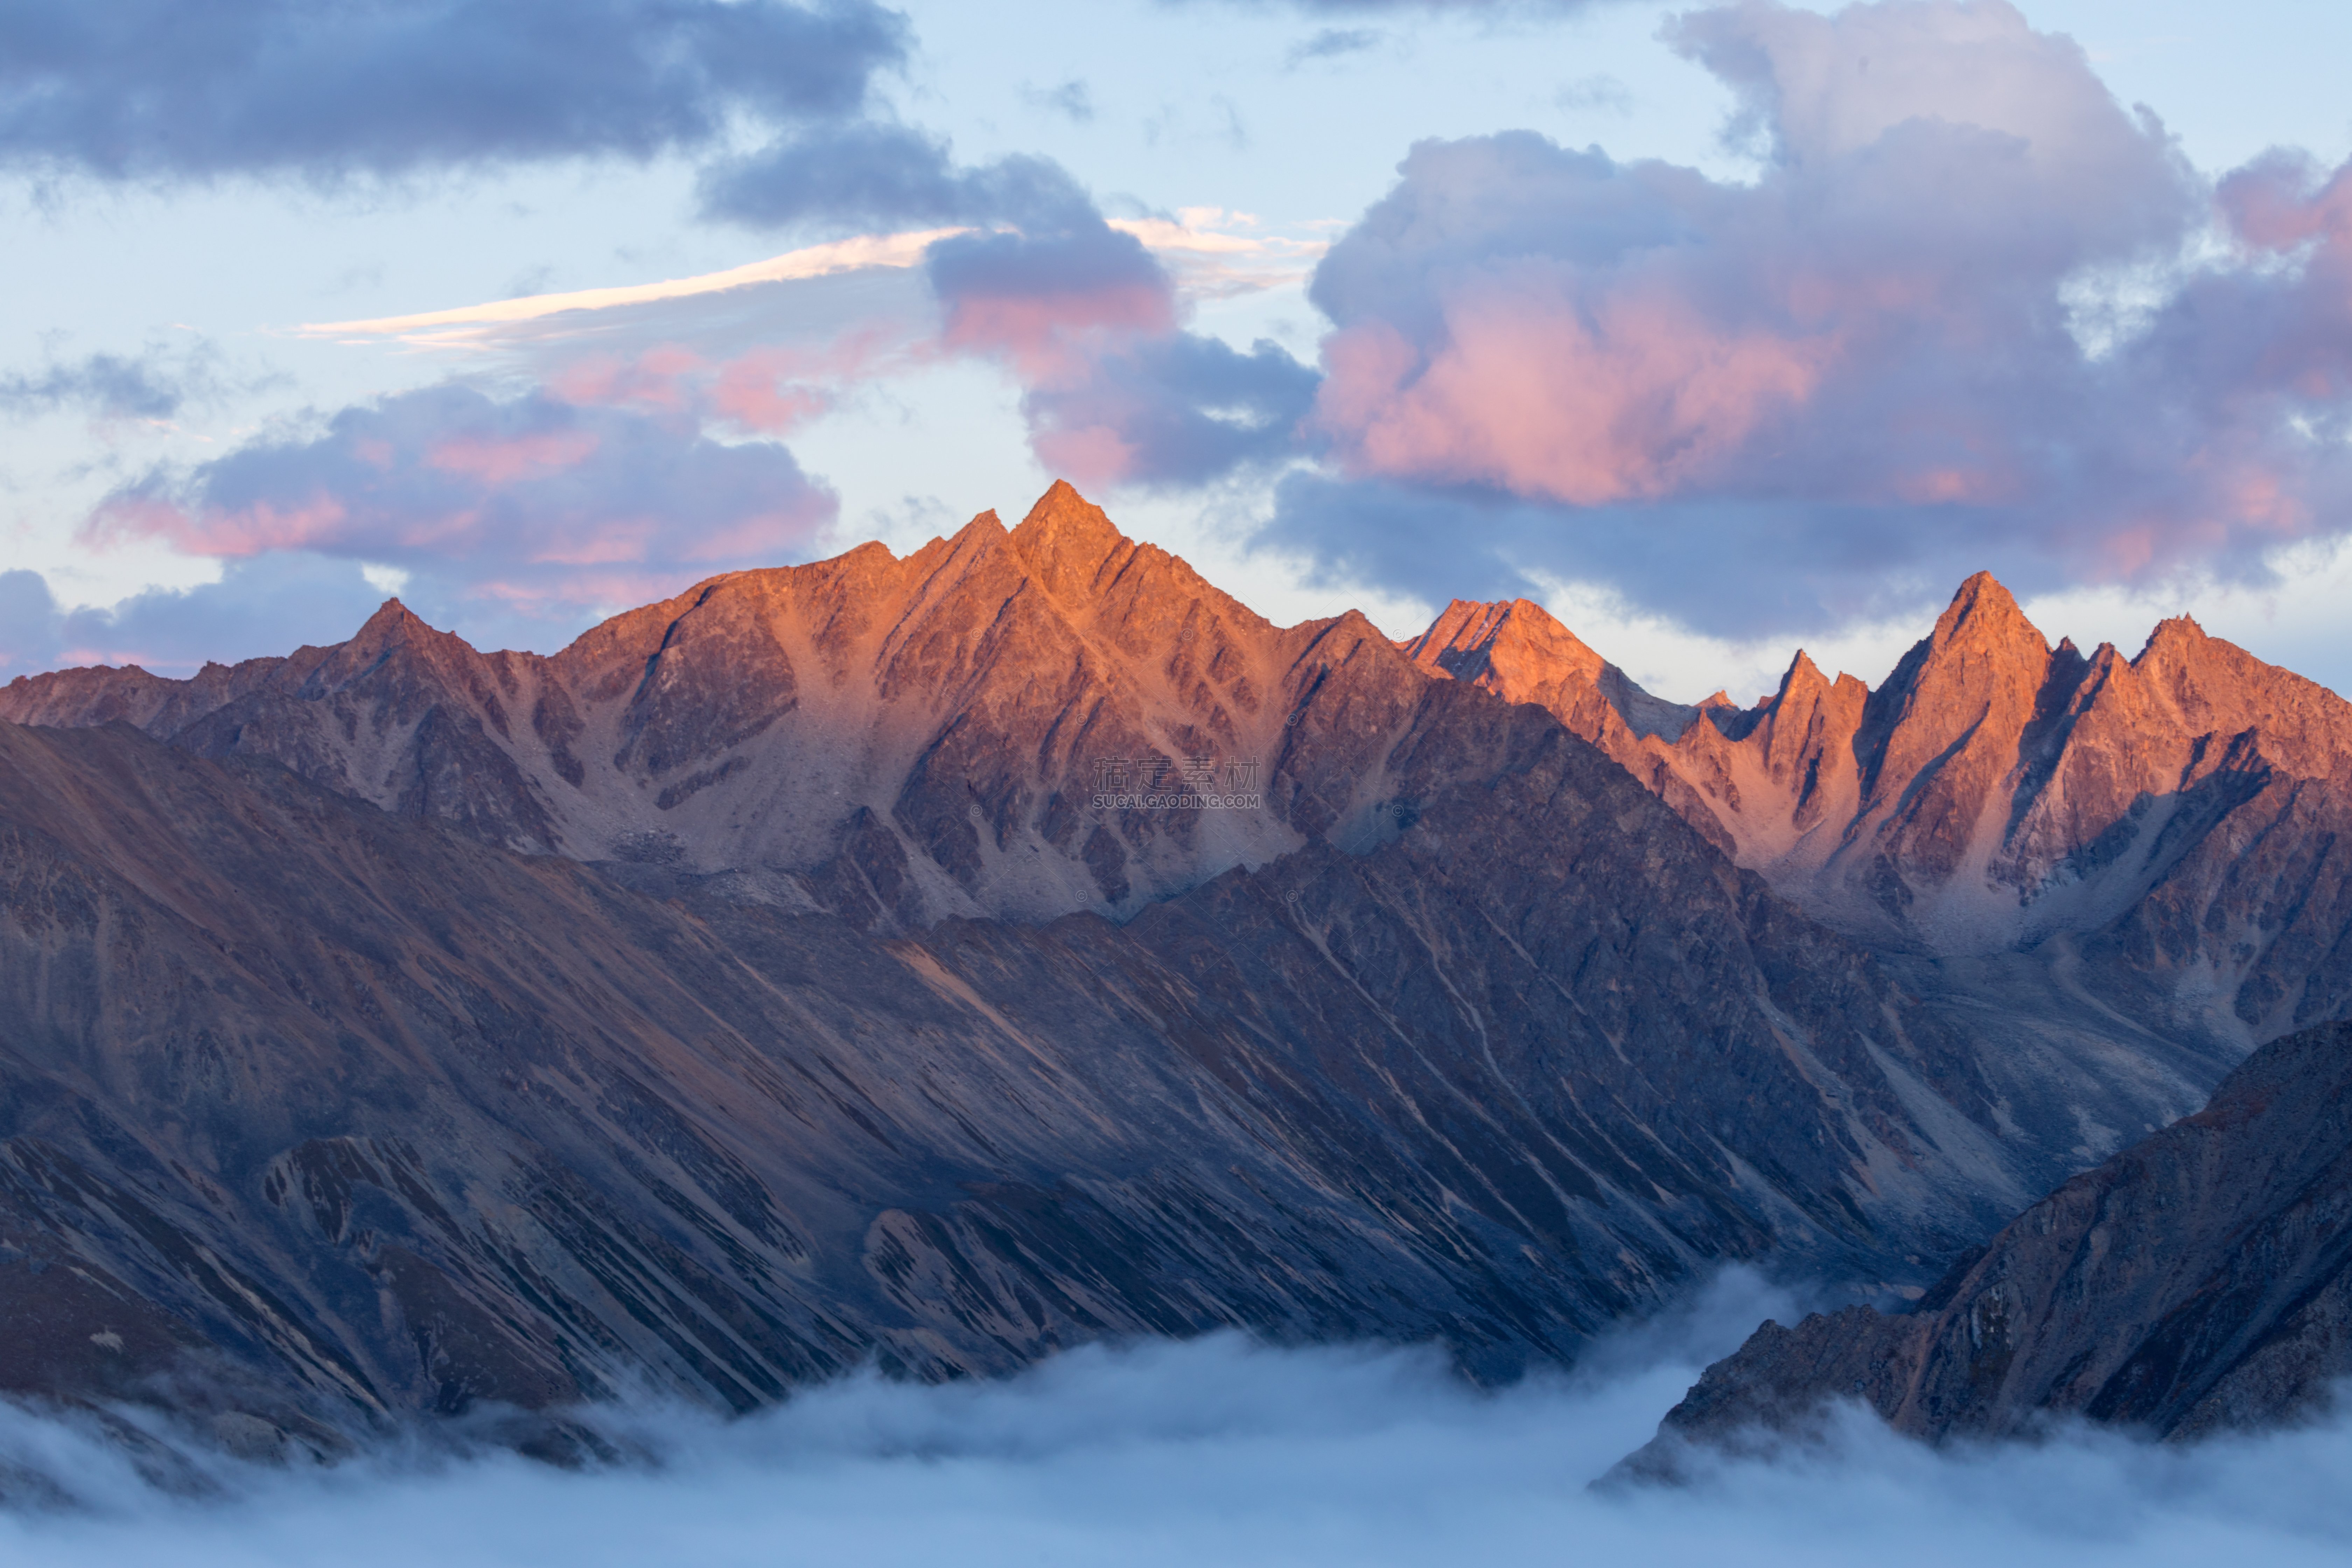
[541,333,918,438]
[939,281,1176,383]
[426,428,602,484]
[710,356,834,433]
[84,383,835,622]
[85,493,350,558]
[1031,423,1138,489]
[1260,0,2352,635]
[546,347,706,412]
[2222,155,2352,254]
[1317,279,1833,505]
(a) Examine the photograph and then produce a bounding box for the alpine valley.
[2,483,2348,1462]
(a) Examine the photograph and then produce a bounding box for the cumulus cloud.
[79,383,836,631]
[0,0,904,183]
[1253,0,2352,636]
[920,217,1325,489]
[0,1273,2348,1567]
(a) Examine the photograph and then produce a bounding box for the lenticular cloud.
[0,1270,2347,1568]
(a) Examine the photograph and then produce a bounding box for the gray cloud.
[699,123,1105,234]
[0,0,905,184]
[1287,27,1383,65]
[0,556,391,679]
[1021,334,1322,488]
[1176,1,1605,11]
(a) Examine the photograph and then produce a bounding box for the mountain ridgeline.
[0,482,2346,1452]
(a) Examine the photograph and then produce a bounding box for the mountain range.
[1,482,2345,1455]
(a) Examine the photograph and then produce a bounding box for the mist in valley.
[0,1271,2345,1567]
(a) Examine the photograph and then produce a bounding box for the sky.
[1,1270,2350,1565]
[4,0,2352,705]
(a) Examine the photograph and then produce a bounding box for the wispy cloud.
[1110,208,1331,298]
[0,340,239,422]
[1286,27,1382,66]
[299,232,966,348]
[1022,79,1098,123]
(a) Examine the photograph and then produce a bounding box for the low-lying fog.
[3,1272,2347,1566]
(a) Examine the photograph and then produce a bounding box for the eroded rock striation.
[1403,577,2352,1054]
[1622,1017,2352,1469]
[0,692,2056,1436]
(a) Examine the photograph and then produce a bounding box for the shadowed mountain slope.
[1622,1017,2352,1466]
[0,664,2211,1436]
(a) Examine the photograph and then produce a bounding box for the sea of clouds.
[1,1269,2347,1567]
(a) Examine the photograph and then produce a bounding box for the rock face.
[1625,1018,2352,1461]
[0,483,1354,927]
[1404,578,2352,1053]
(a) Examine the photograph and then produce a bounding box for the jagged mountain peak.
[1402,597,1603,686]
[1398,597,1701,742]
[344,596,436,647]
[1773,649,1833,702]
[1932,570,2044,650]
[1011,477,1129,572]
[2138,612,2209,658]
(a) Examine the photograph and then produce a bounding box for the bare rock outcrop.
[1620,1017,2352,1474]
[1414,577,2352,1050]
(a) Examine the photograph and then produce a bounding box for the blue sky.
[5,0,2351,704]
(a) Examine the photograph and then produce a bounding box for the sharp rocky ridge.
[0,481,2345,1451]
[1617,1016,2352,1474]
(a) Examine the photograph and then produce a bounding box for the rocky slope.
[0,649,2212,1441]
[15,488,2344,1061]
[0,483,1366,928]
[1402,579,2352,1055]
[1623,1017,2352,1465]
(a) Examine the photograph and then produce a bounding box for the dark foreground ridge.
[1619,1017,2352,1477]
